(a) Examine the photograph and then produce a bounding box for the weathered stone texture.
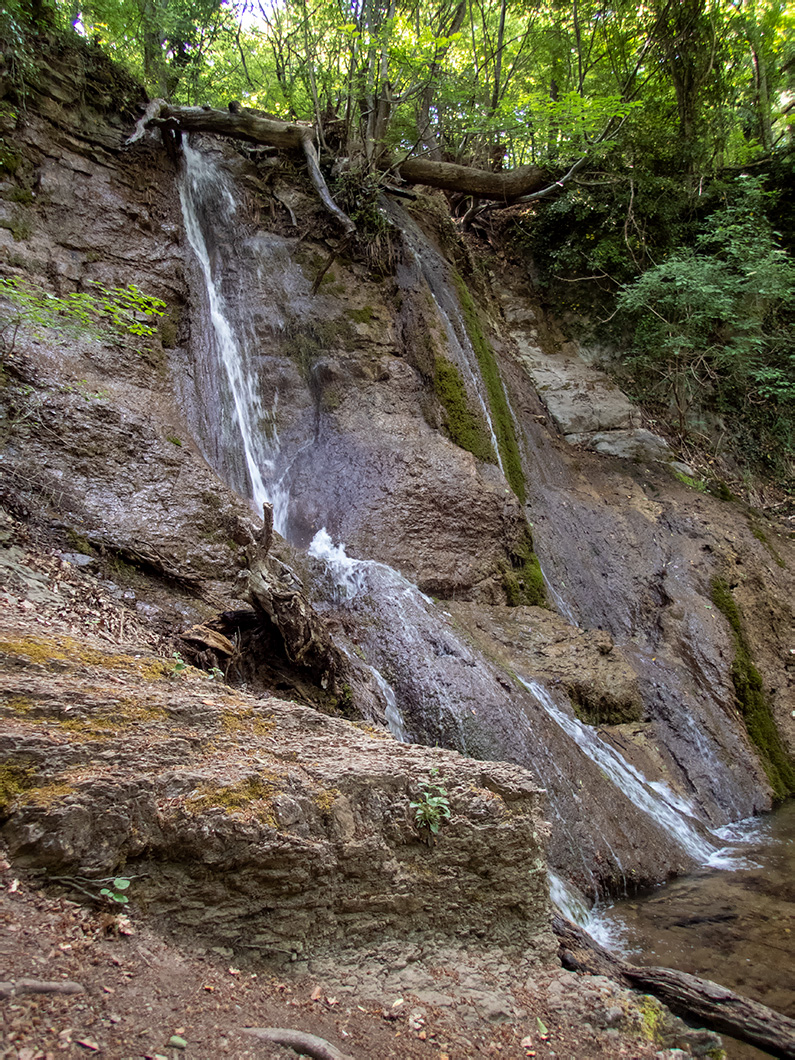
[0,626,551,962]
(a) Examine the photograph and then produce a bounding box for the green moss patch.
[185,776,279,825]
[451,273,526,503]
[712,578,795,800]
[503,528,546,607]
[433,355,496,463]
[0,760,35,815]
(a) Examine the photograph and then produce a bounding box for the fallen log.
[553,914,795,1059]
[126,102,557,207]
[127,101,355,236]
[395,155,549,200]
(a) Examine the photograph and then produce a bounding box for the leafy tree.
[617,177,795,467]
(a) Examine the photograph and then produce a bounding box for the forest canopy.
[6,0,792,174]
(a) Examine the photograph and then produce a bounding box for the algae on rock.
[712,577,795,800]
[452,271,526,504]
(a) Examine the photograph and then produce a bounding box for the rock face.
[0,613,551,961]
[499,281,672,461]
[446,604,643,725]
[1,33,793,907]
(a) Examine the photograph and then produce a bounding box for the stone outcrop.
[499,281,673,462]
[446,603,643,725]
[0,614,551,962]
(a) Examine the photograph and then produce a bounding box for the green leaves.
[170,651,189,677]
[100,877,131,904]
[616,176,795,464]
[0,276,165,358]
[410,770,452,837]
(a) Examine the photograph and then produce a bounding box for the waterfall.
[178,144,273,514]
[426,284,504,472]
[548,871,628,950]
[176,143,759,899]
[520,678,751,870]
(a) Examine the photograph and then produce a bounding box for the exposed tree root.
[241,1026,354,1060]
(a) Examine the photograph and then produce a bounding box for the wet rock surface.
[2,32,793,907]
[445,603,643,725]
[0,516,719,1059]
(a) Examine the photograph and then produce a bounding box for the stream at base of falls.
[590,799,795,1057]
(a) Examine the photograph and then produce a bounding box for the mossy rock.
[712,578,795,800]
[433,355,496,463]
[503,527,546,607]
[185,776,279,826]
[569,688,642,726]
[451,272,526,503]
[0,760,35,816]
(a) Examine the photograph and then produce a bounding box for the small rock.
[59,552,96,567]
[167,1036,188,1049]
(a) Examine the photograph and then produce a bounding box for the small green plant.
[170,650,188,677]
[410,769,451,837]
[209,666,224,681]
[673,470,707,492]
[0,275,165,359]
[100,876,131,905]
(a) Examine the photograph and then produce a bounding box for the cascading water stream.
[178,144,273,513]
[519,678,752,870]
[425,283,503,472]
[177,144,762,907]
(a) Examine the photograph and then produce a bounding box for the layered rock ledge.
[0,612,552,965]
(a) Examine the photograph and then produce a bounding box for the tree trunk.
[126,102,551,205]
[396,155,548,199]
[553,915,795,1060]
[417,0,467,162]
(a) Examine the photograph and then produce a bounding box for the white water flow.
[179,144,276,519]
[548,871,627,951]
[520,678,751,869]
[369,666,411,743]
[308,527,476,752]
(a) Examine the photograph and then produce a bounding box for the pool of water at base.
[595,800,795,1059]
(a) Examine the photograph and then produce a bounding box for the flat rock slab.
[0,613,550,965]
[509,331,641,436]
[566,428,671,462]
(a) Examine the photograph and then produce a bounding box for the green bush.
[617,177,795,474]
[410,770,451,838]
